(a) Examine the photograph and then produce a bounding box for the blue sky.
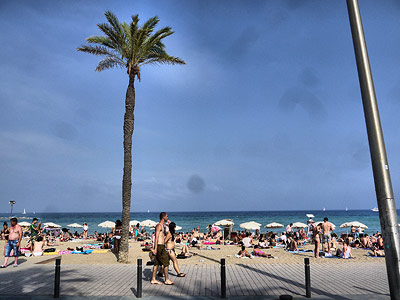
[1,0,400,213]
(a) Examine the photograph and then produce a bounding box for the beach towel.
[43,252,58,255]
[92,249,109,254]
[72,249,94,254]
[322,256,354,259]
[235,254,250,259]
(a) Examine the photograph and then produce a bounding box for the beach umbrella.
[67,223,83,228]
[213,219,234,226]
[339,221,368,229]
[306,214,315,218]
[264,222,284,229]
[140,219,158,228]
[98,221,115,228]
[19,221,31,227]
[240,221,261,231]
[43,222,61,228]
[175,226,182,231]
[291,222,308,229]
[130,220,140,227]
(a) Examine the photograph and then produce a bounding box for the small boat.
[323,207,326,212]
[147,209,150,213]
[22,208,26,215]
[371,207,379,212]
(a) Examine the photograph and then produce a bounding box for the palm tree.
[77,11,185,263]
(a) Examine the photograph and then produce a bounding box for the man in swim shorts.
[321,217,334,253]
[1,218,22,268]
[151,212,173,285]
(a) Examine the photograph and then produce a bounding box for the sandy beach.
[0,239,385,266]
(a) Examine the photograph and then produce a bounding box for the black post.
[221,258,226,298]
[304,258,311,298]
[137,258,142,298]
[54,258,61,298]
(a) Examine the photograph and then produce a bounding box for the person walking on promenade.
[164,222,186,277]
[321,217,334,253]
[151,212,174,285]
[1,218,22,268]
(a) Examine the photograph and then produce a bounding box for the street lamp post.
[9,201,16,218]
[346,1,400,299]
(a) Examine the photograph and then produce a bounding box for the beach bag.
[44,248,56,253]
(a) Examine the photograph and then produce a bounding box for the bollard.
[221,258,226,298]
[54,258,61,298]
[304,258,311,298]
[137,258,142,298]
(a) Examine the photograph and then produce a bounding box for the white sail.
[23,208,26,215]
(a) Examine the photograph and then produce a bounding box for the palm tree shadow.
[237,263,351,299]
[0,266,85,296]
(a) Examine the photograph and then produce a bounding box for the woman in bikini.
[164,222,186,277]
[312,222,322,258]
[113,220,122,253]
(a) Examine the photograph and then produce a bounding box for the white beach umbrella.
[264,222,284,229]
[67,223,83,228]
[339,221,368,229]
[175,226,183,231]
[130,220,140,226]
[213,219,234,226]
[19,221,31,227]
[140,219,158,228]
[291,222,308,229]
[306,214,315,218]
[98,221,115,228]
[240,221,261,231]
[43,222,61,228]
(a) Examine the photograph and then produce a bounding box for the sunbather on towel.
[370,247,385,257]
[32,236,44,256]
[252,245,273,258]
[335,239,353,259]
[238,246,252,258]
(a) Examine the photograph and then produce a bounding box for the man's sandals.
[177,273,186,277]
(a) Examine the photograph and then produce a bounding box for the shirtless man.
[1,218,22,268]
[151,212,173,285]
[321,217,334,253]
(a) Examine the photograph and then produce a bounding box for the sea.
[0,210,393,235]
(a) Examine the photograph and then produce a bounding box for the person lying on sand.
[370,248,385,257]
[238,246,252,258]
[252,245,274,258]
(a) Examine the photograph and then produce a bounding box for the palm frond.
[104,11,122,37]
[77,45,115,56]
[86,35,116,49]
[142,16,159,34]
[140,54,186,66]
[95,56,126,72]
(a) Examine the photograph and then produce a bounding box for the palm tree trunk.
[118,74,135,263]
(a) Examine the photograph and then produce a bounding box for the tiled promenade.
[0,261,389,299]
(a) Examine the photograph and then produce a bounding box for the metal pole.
[137,258,142,298]
[304,258,311,298]
[10,204,13,218]
[346,1,400,299]
[221,258,226,298]
[54,258,61,298]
